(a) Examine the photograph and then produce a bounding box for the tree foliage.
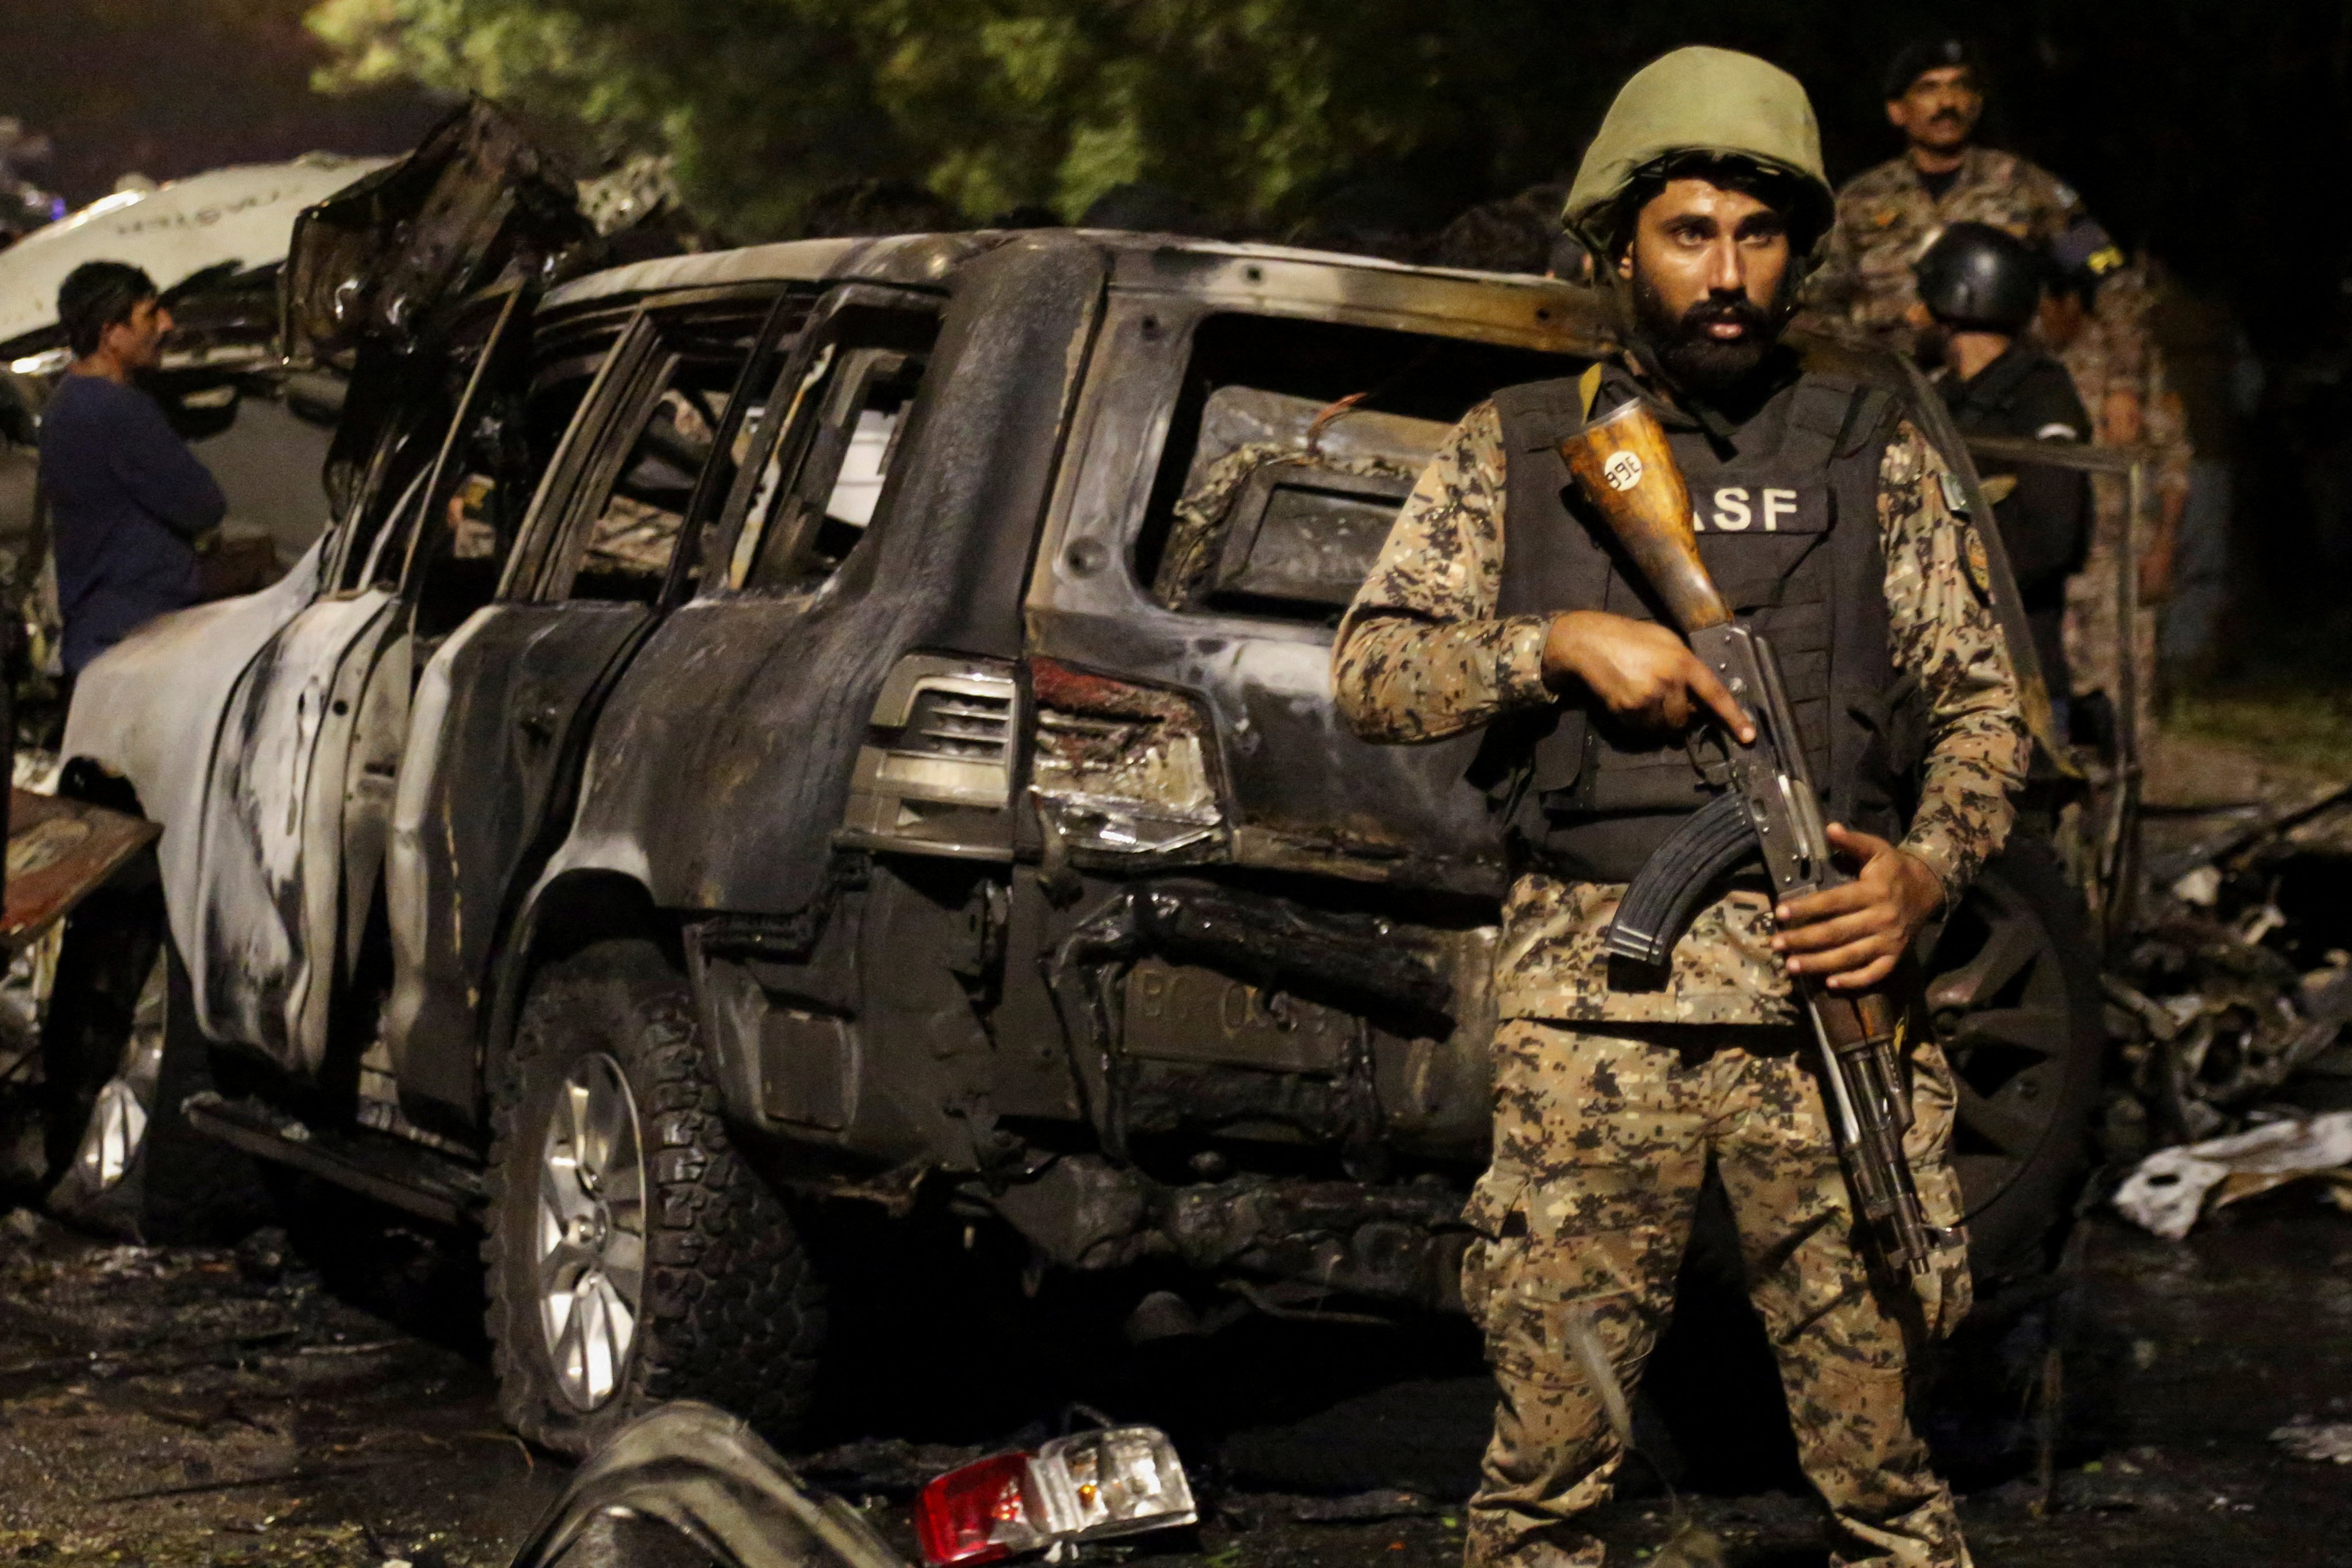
[306,0,1558,238]
[305,0,2352,356]
[308,0,892,238]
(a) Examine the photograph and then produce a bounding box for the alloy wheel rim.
[77,949,168,1191]
[535,1052,648,1410]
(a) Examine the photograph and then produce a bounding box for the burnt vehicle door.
[167,95,596,1073]
[183,289,535,1072]
[384,289,785,1113]
[551,273,970,920]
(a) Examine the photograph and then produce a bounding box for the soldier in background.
[1814,37,2085,350]
[2043,220,2193,742]
[1909,223,2093,732]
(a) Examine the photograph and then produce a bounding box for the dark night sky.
[0,0,445,203]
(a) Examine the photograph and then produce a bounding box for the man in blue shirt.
[38,261,225,674]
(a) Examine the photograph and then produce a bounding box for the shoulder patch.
[1965,528,1994,597]
[1937,468,1971,516]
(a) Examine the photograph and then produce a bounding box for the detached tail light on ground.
[914,1426,1198,1566]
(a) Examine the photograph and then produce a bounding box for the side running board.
[183,1091,486,1226]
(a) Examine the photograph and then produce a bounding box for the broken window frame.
[320,345,488,598]
[700,285,943,601]
[1123,307,1574,630]
[505,285,795,608]
[319,281,554,603]
[400,305,632,643]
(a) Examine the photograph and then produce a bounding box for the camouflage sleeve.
[1332,400,1554,743]
[1878,419,2032,905]
[2030,159,2089,244]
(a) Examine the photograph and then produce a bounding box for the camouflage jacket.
[1815,147,2086,348]
[2062,260,2194,497]
[1331,397,2030,1026]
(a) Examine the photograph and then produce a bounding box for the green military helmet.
[1563,45,1833,262]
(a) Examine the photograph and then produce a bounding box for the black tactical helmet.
[1914,221,2043,333]
[1883,36,1981,101]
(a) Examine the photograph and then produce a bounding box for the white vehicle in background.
[0,153,391,362]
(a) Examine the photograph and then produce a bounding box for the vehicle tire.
[1921,835,2106,1289]
[484,939,825,1457]
[43,864,269,1243]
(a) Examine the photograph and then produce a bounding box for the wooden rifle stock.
[1555,399,1732,634]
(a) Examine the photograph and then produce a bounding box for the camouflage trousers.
[1461,1020,1973,1568]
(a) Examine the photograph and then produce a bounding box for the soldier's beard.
[1628,271,1791,402]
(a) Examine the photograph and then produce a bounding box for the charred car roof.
[538,230,1618,354]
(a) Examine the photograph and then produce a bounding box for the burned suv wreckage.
[49,114,2103,1454]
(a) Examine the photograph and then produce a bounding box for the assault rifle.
[1557,378,1952,1280]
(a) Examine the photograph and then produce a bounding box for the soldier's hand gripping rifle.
[1556,386,1953,1281]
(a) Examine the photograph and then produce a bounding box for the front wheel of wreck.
[485,939,826,1457]
[1922,835,2106,1289]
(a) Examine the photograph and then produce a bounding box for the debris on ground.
[0,1199,561,1565]
[2094,756,2352,1237]
[2101,769,2352,1173]
[913,1427,1198,1566]
[1222,1489,1445,1525]
[2104,921,2352,1145]
[2270,1418,2352,1464]
[2112,1111,2352,1238]
[797,1436,995,1495]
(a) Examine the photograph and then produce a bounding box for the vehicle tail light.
[1028,658,1225,860]
[915,1451,1042,1566]
[914,1427,1198,1567]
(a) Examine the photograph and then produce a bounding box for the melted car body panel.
[59,540,323,986]
[191,586,397,1063]
[551,237,1103,918]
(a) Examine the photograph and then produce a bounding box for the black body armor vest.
[1479,357,1922,881]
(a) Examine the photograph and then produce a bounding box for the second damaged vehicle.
[51,116,2104,1453]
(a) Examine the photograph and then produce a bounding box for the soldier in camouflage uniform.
[2044,224,2193,739]
[1813,38,2085,351]
[1334,48,2029,1568]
